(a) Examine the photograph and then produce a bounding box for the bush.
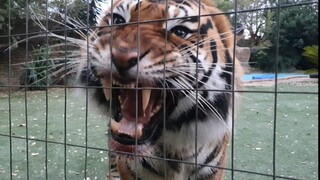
[249,49,269,69]
[302,45,318,66]
[255,4,318,72]
[301,45,318,74]
[250,48,299,72]
[25,46,54,90]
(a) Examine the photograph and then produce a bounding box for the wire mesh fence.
[0,0,318,179]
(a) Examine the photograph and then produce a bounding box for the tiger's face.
[79,0,241,154]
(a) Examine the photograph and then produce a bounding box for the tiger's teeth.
[136,124,143,139]
[110,118,120,132]
[142,88,151,116]
[101,78,112,101]
[104,88,112,101]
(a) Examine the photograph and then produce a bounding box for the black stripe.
[97,30,103,37]
[186,40,217,88]
[200,19,213,35]
[179,0,192,7]
[225,49,233,62]
[190,145,221,175]
[141,158,164,176]
[180,16,199,24]
[198,69,212,87]
[178,44,188,50]
[125,160,141,180]
[166,90,229,130]
[190,40,196,44]
[167,160,181,173]
[182,51,203,85]
[212,92,230,121]
[79,65,100,86]
[165,146,202,173]
[204,146,220,165]
[170,0,193,6]
[139,49,151,61]
[143,4,152,10]
[197,153,224,180]
[166,96,210,131]
[189,168,218,180]
[135,1,143,11]
[166,146,203,162]
[197,168,218,180]
[190,53,200,63]
[220,50,234,89]
[199,41,204,48]
[149,0,165,3]
[210,40,218,64]
[197,40,217,87]
[117,3,125,12]
[178,5,188,16]
[161,8,165,17]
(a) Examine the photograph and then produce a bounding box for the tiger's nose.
[111,49,138,74]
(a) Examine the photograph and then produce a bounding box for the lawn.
[228,84,318,180]
[0,84,318,180]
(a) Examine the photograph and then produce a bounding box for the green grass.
[0,84,318,179]
[227,84,318,180]
[0,90,109,179]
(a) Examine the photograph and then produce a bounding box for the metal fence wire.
[0,0,318,179]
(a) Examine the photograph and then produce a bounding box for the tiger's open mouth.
[101,77,167,152]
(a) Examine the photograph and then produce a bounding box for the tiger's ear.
[204,5,235,49]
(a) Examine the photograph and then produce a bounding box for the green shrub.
[25,46,54,90]
[277,55,300,72]
[250,48,299,72]
[249,49,269,70]
[302,45,318,66]
[301,45,318,74]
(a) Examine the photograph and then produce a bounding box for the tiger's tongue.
[112,89,154,139]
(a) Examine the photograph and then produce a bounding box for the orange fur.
[91,1,243,179]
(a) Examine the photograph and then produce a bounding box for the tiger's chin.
[101,76,168,153]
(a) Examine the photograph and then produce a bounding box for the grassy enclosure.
[0,84,318,179]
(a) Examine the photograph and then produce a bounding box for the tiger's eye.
[113,14,125,24]
[170,26,190,38]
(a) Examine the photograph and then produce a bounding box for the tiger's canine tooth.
[142,88,151,115]
[136,124,143,139]
[110,118,120,132]
[101,78,112,101]
[104,88,111,101]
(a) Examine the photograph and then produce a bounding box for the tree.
[78,0,102,26]
[253,3,318,71]
[215,0,277,47]
[0,0,102,49]
[50,0,102,26]
[0,0,43,48]
[214,0,318,72]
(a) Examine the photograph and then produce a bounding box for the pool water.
[242,73,308,81]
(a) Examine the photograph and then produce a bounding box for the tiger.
[74,0,243,179]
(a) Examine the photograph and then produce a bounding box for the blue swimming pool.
[242,73,308,81]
